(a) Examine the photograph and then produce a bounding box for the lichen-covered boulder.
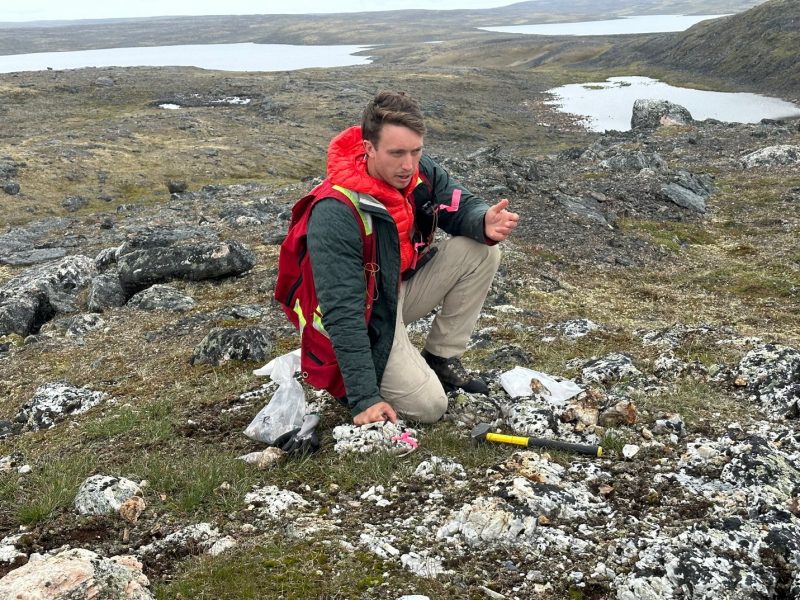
[244,485,310,519]
[741,144,800,168]
[581,353,641,384]
[631,99,693,129]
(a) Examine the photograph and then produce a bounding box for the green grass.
[153,540,460,600]
[618,218,718,253]
[5,452,96,526]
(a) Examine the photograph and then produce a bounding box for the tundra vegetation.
[0,1,799,598]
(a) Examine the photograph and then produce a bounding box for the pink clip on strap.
[391,431,419,449]
[439,189,461,213]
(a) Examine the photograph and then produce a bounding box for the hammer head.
[470,423,492,443]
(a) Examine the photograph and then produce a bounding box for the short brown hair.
[361,90,426,146]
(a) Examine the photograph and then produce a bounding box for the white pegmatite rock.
[244,485,309,519]
[413,457,466,481]
[581,353,641,384]
[735,343,800,418]
[0,534,27,569]
[360,531,400,559]
[138,523,234,560]
[0,548,152,599]
[401,551,449,578]
[614,520,787,600]
[74,474,142,516]
[436,496,537,546]
[15,382,107,433]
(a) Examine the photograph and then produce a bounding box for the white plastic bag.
[244,349,306,444]
[499,366,583,403]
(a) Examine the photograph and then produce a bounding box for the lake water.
[480,14,729,36]
[0,42,372,73]
[545,76,800,132]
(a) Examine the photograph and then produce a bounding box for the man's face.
[364,124,423,190]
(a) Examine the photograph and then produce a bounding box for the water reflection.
[480,14,729,36]
[546,76,800,132]
[0,42,372,73]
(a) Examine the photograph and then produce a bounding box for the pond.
[479,14,729,36]
[0,42,372,73]
[545,76,800,132]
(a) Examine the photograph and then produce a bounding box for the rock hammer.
[471,423,603,457]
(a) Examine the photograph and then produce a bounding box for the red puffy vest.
[274,180,377,398]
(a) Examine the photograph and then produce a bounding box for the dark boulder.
[117,240,256,293]
[190,326,274,366]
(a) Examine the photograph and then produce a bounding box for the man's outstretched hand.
[484,198,519,242]
[353,401,398,425]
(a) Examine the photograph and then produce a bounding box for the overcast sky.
[2,1,516,23]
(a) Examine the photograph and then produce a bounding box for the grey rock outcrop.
[190,326,273,366]
[631,99,693,129]
[0,255,95,336]
[741,144,800,168]
[117,240,255,293]
[660,171,714,213]
[127,284,196,312]
[74,475,142,516]
[600,151,667,172]
[0,548,153,599]
[0,248,68,267]
[88,273,127,312]
[62,195,88,212]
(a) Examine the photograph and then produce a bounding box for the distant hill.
[0,0,765,55]
[600,0,800,96]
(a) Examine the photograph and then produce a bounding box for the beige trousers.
[379,236,501,423]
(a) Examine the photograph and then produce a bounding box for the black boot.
[422,349,489,395]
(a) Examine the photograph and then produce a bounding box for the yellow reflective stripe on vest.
[292,298,307,332]
[312,306,329,336]
[332,185,373,235]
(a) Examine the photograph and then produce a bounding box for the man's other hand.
[484,198,519,242]
[353,401,398,425]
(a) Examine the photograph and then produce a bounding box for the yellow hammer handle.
[485,432,530,446]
